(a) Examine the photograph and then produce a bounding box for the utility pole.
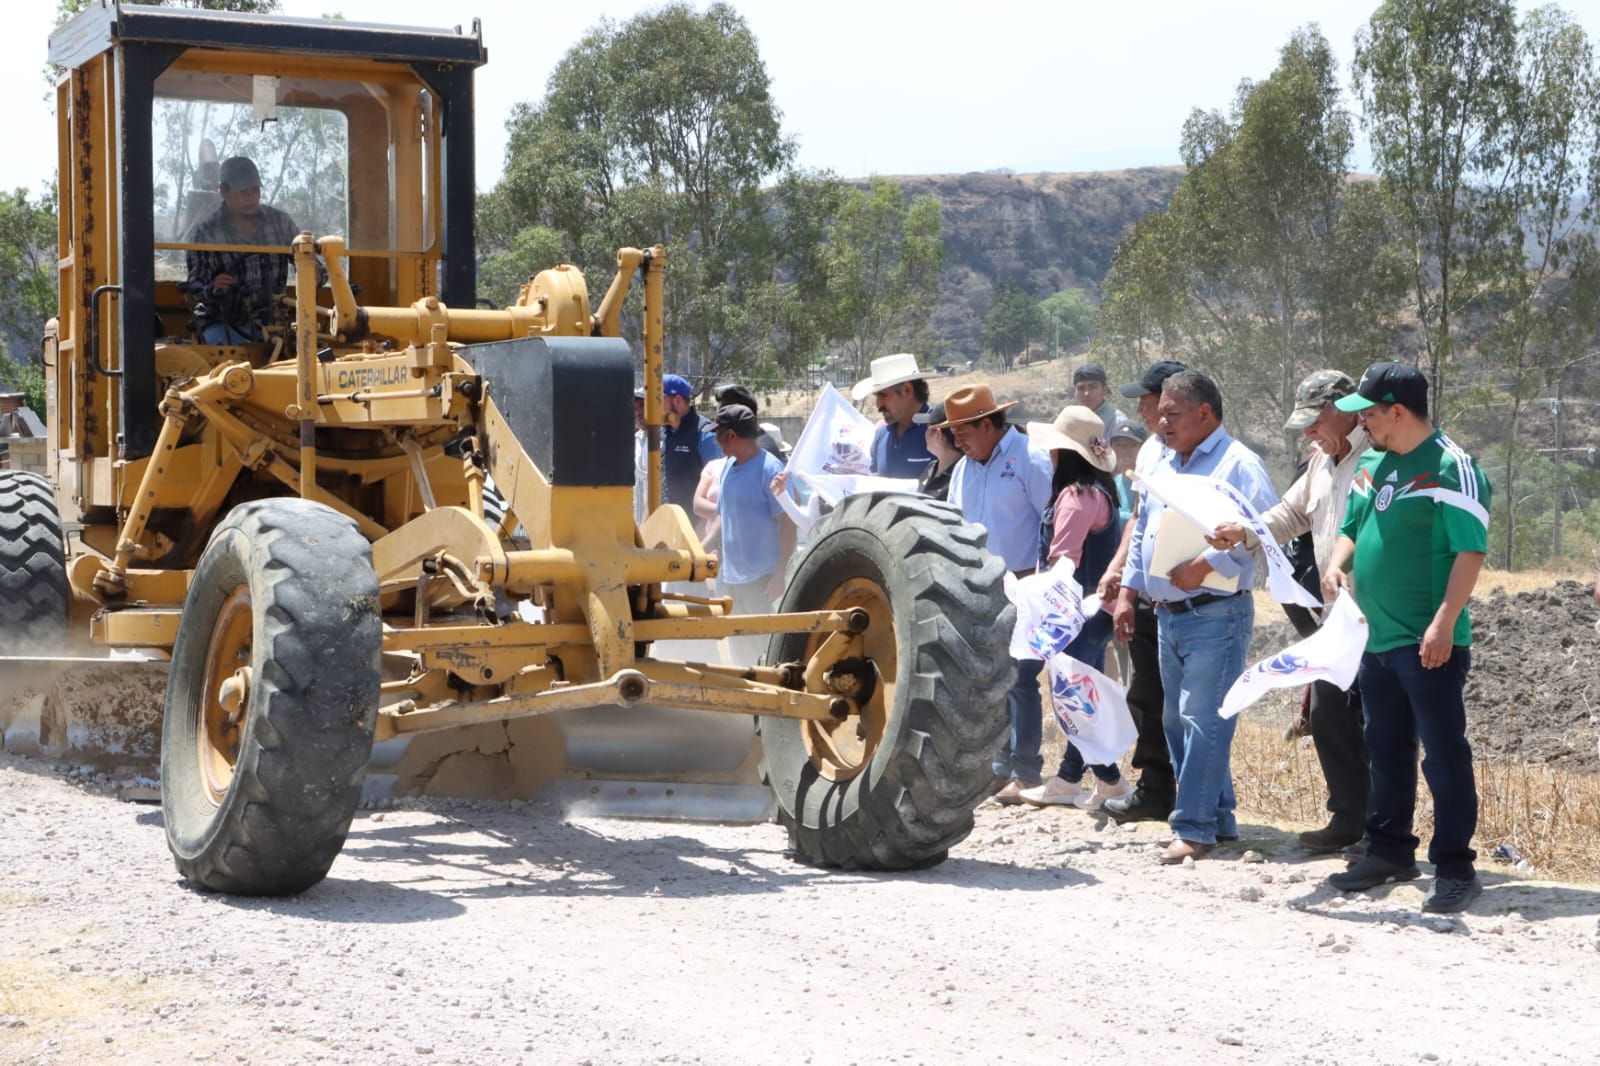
[1553,378,1564,560]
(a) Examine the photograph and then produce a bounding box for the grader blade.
[0,655,168,766]
[0,651,769,820]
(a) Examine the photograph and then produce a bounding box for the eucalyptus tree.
[1477,7,1600,565]
[1101,26,1408,430]
[483,3,838,389]
[823,179,944,381]
[1353,0,1523,418]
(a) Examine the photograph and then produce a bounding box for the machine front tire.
[758,492,1013,870]
[0,471,68,648]
[162,499,381,896]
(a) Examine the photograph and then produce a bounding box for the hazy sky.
[6,0,1598,197]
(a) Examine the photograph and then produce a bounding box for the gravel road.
[2,752,1598,1066]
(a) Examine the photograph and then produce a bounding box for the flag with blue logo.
[1219,590,1368,719]
[1136,469,1323,611]
[775,384,918,532]
[1003,556,1091,659]
[1044,653,1137,765]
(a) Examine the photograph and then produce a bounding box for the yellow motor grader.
[0,2,1013,895]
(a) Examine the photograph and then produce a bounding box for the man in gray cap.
[185,156,309,344]
[1210,368,1370,854]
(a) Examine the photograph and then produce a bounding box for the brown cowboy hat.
[932,384,1018,429]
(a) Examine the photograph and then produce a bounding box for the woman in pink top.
[1017,406,1129,810]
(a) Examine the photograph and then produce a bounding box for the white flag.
[1219,590,1369,719]
[1137,470,1322,610]
[777,385,917,532]
[1045,653,1138,765]
[1003,556,1088,660]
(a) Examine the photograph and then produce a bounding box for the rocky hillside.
[884,167,1184,359]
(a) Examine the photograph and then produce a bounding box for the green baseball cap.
[1335,361,1427,414]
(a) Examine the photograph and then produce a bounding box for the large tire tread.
[162,499,381,896]
[758,492,1013,871]
[0,471,69,647]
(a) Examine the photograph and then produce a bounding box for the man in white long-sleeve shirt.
[1212,369,1370,853]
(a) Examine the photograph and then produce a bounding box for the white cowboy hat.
[851,353,929,402]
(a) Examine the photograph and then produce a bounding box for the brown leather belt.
[1153,590,1244,615]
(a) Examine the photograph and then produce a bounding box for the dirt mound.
[1250,579,1600,773]
[1467,579,1600,772]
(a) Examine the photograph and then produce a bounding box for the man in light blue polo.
[941,383,1054,801]
[1112,370,1278,863]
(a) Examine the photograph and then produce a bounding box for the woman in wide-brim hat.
[1024,405,1116,474]
[1013,404,1131,811]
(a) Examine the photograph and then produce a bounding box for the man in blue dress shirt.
[1112,370,1278,863]
[941,383,1055,801]
[853,353,935,479]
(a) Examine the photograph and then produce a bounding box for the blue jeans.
[1158,593,1253,844]
[202,320,264,345]
[995,658,1043,785]
[1358,645,1477,880]
[1055,610,1120,784]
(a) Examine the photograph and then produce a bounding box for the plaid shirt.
[185,202,302,327]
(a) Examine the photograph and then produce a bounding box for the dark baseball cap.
[663,374,693,399]
[219,156,261,189]
[713,403,759,437]
[1072,363,1108,386]
[713,382,758,413]
[1109,416,1146,443]
[1119,360,1188,398]
[1335,361,1427,415]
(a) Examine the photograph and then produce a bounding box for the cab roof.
[49,2,487,71]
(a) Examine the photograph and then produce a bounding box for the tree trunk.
[1503,401,1519,570]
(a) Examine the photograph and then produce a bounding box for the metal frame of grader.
[3,2,1013,895]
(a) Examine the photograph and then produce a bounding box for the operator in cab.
[184,156,307,345]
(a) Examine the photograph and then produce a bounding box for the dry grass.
[1230,717,1600,883]
[0,957,165,1026]
[1474,566,1584,594]
[1036,581,1600,885]
[1046,711,1600,884]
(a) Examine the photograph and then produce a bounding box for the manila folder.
[1149,510,1240,594]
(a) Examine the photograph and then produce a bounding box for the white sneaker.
[1072,778,1135,811]
[1019,777,1081,807]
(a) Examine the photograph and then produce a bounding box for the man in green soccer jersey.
[1320,362,1489,914]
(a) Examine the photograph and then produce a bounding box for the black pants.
[1359,645,1477,879]
[1126,598,1175,800]
[1310,678,1369,833]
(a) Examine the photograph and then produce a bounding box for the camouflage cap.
[1283,369,1356,431]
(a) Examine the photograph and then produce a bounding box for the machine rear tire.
[161,499,381,896]
[0,471,68,648]
[758,493,1013,870]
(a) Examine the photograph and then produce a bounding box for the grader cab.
[0,2,1013,895]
